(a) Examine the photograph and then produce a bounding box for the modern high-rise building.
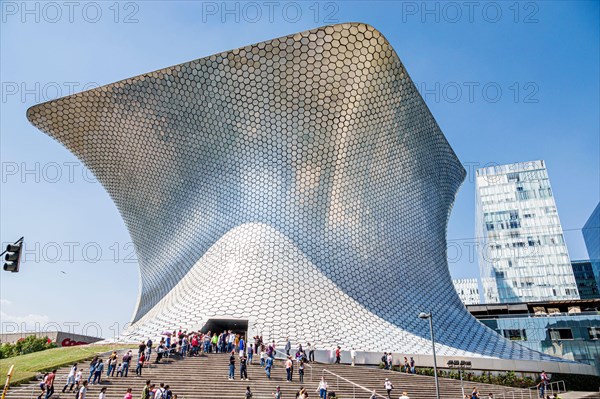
[475,160,579,303]
[583,202,600,261]
[453,278,480,305]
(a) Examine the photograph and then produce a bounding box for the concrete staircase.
[6,349,539,399]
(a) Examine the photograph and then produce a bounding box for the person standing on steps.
[44,369,56,399]
[265,355,273,379]
[369,390,377,399]
[272,386,281,399]
[247,344,254,364]
[299,358,305,383]
[228,351,236,380]
[317,376,327,399]
[78,381,88,399]
[62,363,77,392]
[141,380,151,399]
[334,346,341,364]
[350,348,356,366]
[383,378,394,399]
[409,357,415,374]
[308,342,315,363]
[122,351,132,377]
[123,388,133,399]
[285,337,291,356]
[92,360,104,384]
[88,356,98,382]
[240,354,248,381]
[244,386,253,399]
[98,387,107,399]
[136,353,146,376]
[74,369,83,394]
[285,356,293,382]
[381,352,388,370]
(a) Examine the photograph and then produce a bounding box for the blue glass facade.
[572,260,600,299]
[583,202,600,261]
[479,313,600,373]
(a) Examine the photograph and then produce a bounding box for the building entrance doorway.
[200,318,248,338]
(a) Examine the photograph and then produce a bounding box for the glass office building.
[475,160,579,303]
[453,278,481,305]
[571,260,600,300]
[468,300,600,374]
[583,202,600,261]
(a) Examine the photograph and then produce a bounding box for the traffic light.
[3,239,23,273]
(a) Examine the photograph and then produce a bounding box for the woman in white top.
[98,387,107,399]
[384,378,394,399]
[317,377,327,399]
[62,364,77,392]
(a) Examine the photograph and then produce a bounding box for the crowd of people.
[37,331,555,399]
[380,353,417,373]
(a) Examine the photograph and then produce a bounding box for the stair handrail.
[321,368,388,399]
[526,380,566,397]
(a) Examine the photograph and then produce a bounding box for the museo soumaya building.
[26,23,594,374]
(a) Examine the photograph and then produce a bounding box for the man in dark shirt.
[228,352,235,380]
[240,355,248,380]
[122,351,132,377]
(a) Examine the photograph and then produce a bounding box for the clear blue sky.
[1,1,598,338]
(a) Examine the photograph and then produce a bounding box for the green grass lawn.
[0,344,133,386]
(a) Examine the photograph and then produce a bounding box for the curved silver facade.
[27,23,559,361]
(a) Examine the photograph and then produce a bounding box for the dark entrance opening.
[200,318,248,337]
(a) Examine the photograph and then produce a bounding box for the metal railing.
[321,368,388,399]
[496,380,566,399]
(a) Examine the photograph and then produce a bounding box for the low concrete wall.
[0,332,102,347]
[285,349,598,376]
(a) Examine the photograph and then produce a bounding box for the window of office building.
[503,329,527,341]
[550,328,573,340]
[589,327,600,340]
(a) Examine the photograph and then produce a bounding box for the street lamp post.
[419,311,440,399]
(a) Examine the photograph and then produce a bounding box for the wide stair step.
[6,349,534,399]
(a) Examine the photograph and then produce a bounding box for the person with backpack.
[381,352,388,370]
[156,383,165,399]
[272,386,281,399]
[163,385,172,399]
